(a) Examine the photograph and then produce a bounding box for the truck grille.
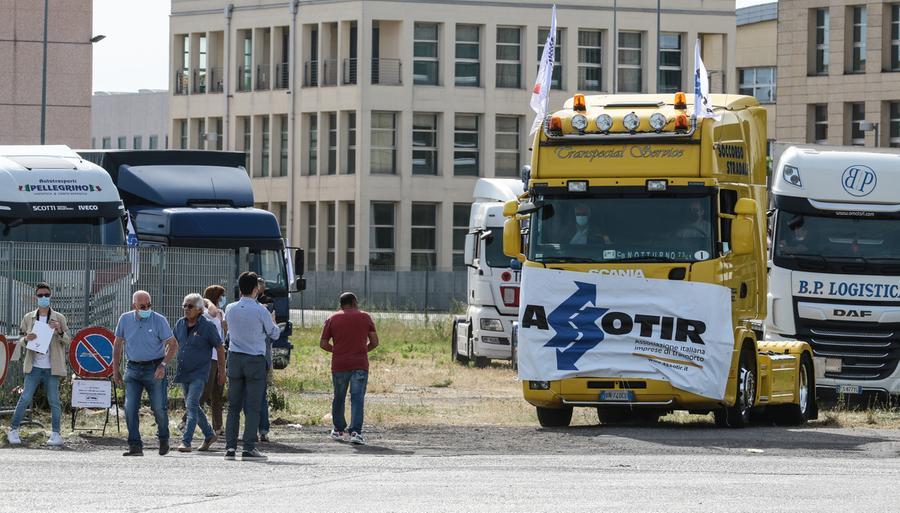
[795,321,900,380]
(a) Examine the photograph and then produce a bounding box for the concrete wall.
[737,17,777,138]
[91,90,170,150]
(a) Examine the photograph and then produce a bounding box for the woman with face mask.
[200,285,229,437]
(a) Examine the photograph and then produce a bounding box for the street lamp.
[859,121,880,148]
[38,0,106,144]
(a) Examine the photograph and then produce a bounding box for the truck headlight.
[528,381,550,390]
[649,112,667,132]
[623,112,640,132]
[596,114,613,132]
[783,165,802,187]
[480,318,504,332]
[571,114,588,131]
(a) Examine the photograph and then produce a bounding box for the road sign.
[0,335,8,387]
[69,327,115,379]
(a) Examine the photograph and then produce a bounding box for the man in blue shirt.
[174,293,224,453]
[112,290,178,457]
[223,271,281,462]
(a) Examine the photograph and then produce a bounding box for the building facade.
[91,90,169,150]
[0,0,93,147]
[777,0,900,147]
[737,2,777,140]
[169,0,736,271]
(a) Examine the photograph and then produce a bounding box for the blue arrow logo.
[545,281,607,370]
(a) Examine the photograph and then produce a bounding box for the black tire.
[474,356,491,368]
[720,346,757,428]
[772,353,815,426]
[451,319,469,365]
[536,406,573,428]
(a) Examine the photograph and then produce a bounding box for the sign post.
[68,327,120,435]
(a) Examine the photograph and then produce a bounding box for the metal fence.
[295,269,467,312]
[0,242,236,407]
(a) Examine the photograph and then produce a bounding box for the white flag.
[125,211,138,247]
[693,39,720,121]
[125,211,140,284]
[529,5,557,136]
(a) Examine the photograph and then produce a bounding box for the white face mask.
[575,215,589,227]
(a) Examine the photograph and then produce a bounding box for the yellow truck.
[505,93,817,428]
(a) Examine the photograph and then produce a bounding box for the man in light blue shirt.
[223,271,281,461]
[112,290,178,457]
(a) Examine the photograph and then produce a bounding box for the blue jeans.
[225,352,266,452]
[124,363,170,448]
[182,377,213,446]
[11,367,61,433]
[332,370,368,435]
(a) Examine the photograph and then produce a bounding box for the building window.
[452,203,471,269]
[618,31,642,93]
[240,116,251,175]
[371,111,397,174]
[891,5,900,71]
[411,203,437,270]
[346,202,355,270]
[278,114,288,177]
[848,102,865,146]
[308,114,318,175]
[214,117,223,150]
[413,113,438,175]
[496,26,521,88]
[197,35,207,93]
[326,202,336,270]
[241,31,252,91]
[345,111,356,174]
[274,202,287,238]
[454,114,479,176]
[327,112,337,175]
[810,104,828,144]
[495,115,520,178]
[133,136,142,149]
[657,33,682,93]
[850,6,866,73]
[414,22,439,85]
[196,118,206,150]
[738,67,776,103]
[537,28,563,89]
[455,24,480,87]
[812,8,829,75]
[149,135,158,149]
[891,102,900,148]
[578,29,602,91]
[259,117,270,177]
[306,203,317,271]
[116,136,126,149]
[370,202,395,269]
[102,137,111,149]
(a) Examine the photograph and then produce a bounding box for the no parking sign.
[0,335,9,387]
[69,327,116,379]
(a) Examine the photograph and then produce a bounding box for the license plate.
[836,384,862,395]
[600,390,634,402]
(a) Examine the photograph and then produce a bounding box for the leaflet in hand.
[26,321,54,355]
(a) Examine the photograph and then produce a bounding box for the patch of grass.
[430,378,453,388]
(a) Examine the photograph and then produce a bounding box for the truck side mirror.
[294,248,304,277]
[295,277,307,292]
[731,218,754,255]
[734,198,757,216]
[502,200,519,217]
[503,218,525,262]
[463,233,475,266]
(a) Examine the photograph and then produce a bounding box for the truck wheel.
[720,347,756,428]
[451,319,469,365]
[536,406,573,428]
[511,343,518,371]
[475,356,491,368]
[773,353,815,426]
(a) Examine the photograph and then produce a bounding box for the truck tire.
[451,319,469,365]
[772,353,815,426]
[475,356,491,368]
[717,346,757,428]
[536,406,573,428]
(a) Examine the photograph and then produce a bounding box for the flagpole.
[613,0,618,94]
[657,0,661,93]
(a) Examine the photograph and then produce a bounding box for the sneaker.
[7,429,21,445]
[198,434,217,452]
[330,429,344,441]
[241,448,268,461]
[123,446,144,457]
[47,432,64,447]
[177,442,192,453]
[224,448,236,460]
[158,439,170,456]
[349,432,366,445]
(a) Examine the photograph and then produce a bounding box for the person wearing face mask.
[677,199,710,239]
[112,290,178,457]
[6,283,71,447]
[566,204,611,245]
[200,284,229,436]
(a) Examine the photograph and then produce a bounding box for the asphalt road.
[3,424,900,512]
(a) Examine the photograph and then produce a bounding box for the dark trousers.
[225,352,266,452]
[201,362,225,432]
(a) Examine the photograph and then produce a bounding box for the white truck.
[767,146,900,402]
[452,178,524,367]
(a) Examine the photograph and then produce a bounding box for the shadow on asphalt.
[349,444,414,456]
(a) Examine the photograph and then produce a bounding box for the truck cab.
[767,146,900,402]
[78,150,300,368]
[452,179,524,367]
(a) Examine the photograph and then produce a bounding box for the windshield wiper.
[536,256,606,263]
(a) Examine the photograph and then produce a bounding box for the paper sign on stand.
[71,379,112,409]
[26,321,53,355]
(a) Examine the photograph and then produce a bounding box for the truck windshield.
[250,248,288,295]
[528,195,715,263]
[484,228,513,268]
[775,211,900,260]
[0,217,125,245]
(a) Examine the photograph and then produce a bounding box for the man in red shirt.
[320,292,379,445]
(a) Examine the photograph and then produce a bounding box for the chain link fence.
[0,242,236,408]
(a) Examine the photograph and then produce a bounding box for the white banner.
[693,39,720,121]
[529,4,557,136]
[517,267,734,400]
[71,379,112,409]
